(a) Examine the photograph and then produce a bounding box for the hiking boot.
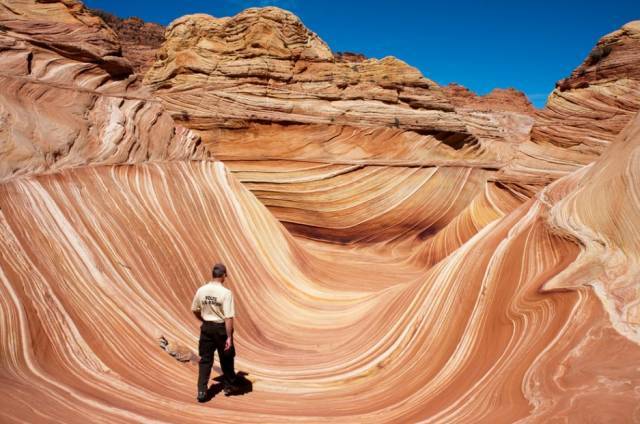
[197,390,207,402]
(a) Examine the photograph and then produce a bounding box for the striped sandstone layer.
[536,20,640,155]
[497,21,640,187]
[1,1,639,423]
[144,8,536,241]
[442,83,535,114]
[144,7,536,167]
[0,0,209,181]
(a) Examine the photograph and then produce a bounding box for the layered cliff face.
[531,21,640,160]
[145,9,457,130]
[145,8,539,241]
[442,83,535,113]
[89,8,165,74]
[143,7,539,155]
[0,0,209,181]
[1,1,640,423]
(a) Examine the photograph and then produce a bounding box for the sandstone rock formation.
[144,7,540,239]
[531,21,640,160]
[145,9,457,130]
[144,8,536,162]
[442,83,535,113]
[1,1,640,423]
[492,23,640,194]
[89,8,165,75]
[0,0,208,181]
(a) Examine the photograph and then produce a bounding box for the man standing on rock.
[191,263,237,402]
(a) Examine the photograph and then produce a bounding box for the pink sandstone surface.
[1,1,640,422]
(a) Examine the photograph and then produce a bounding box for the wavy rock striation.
[1,1,640,423]
[145,9,458,131]
[144,7,540,241]
[0,0,209,181]
[144,8,538,156]
[544,111,640,341]
[528,21,640,165]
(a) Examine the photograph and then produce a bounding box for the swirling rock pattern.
[144,8,458,131]
[0,0,209,181]
[1,1,640,423]
[529,21,640,162]
[493,21,640,191]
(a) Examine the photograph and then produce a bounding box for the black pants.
[198,321,236,391]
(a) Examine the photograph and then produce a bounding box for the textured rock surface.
[144,7,543,242]
[531,21,640,159]
[0,0,209,181]
[1,2,640,423]
[89,8,165,75]
[493,21,640,191]
[442,83,535,113]
[544,112,640,340]
[144,9,460,130]
[0,0,132,76]
[144,7,539,236]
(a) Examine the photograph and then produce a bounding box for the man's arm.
[191,290,203,322]
[223,291,235,351]
[224,318,234,351]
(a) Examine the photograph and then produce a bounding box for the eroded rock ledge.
[0,0,210,181]
[532,21,640,157]
[144,8,467,133]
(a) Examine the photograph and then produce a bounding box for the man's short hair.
[212,263,227,278]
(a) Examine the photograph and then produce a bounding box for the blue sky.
[83,0,639,108]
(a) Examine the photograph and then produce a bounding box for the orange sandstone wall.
[1,1,640,422]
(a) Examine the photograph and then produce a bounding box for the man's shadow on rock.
[203,371,253,401]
